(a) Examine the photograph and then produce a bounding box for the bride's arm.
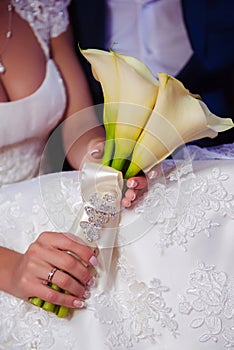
[0,247,22,294]
[0,233,98,308]
[50,25,105,170]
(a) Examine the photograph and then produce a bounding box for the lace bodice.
[0,1,71,186]
[12,0,71,59]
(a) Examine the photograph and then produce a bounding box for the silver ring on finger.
[47,267,58,284]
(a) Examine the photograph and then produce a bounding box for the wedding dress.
[0,143,233,350]
[0,0,71,186]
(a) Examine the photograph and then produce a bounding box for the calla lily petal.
[81,47,159,169]
[80,48,120,165]
[111,52,159,170]
[81,48,233,179]
[125,73,234,178]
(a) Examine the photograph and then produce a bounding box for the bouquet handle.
[70,162,123,290]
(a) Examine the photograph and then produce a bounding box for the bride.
[0,0,234,349]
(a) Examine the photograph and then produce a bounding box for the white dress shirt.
[106,0,193,76]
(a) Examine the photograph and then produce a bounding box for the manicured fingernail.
[89,255,98,267]
[128,179,138,188]
[83,290,91,299]
[148,170,158,179]
[73,299,85,308]
[87,276,96,287]
[131,192,136,201]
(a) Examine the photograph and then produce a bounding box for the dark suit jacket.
[69,0,234,145]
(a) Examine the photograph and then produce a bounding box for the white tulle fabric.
[0,1,71,186]
[0,144,233,350]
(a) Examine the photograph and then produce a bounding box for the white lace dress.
[0,143,234,350]
[0,0,70,186]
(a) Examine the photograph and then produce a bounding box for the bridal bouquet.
[81,49,234,178]
[81,48,234,178]
[30,48,233,318]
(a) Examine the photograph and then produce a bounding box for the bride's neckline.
[0,59,51,105]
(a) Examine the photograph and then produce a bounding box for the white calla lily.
[80,48,119,165]
[81,48,233,179]
[124,73,234,178]
[80,48,159,169]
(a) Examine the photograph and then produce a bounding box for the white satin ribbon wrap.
[71,162,123,290]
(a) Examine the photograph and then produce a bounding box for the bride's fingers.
[41,248,96,287]
[88,139,105,161]
[126,177,147,190]
[38,266,94,299]
[126,164,162,192]
[36,232,98,268]
[122,165,162,207]
[29,282,87,309]
[147,164,162,180]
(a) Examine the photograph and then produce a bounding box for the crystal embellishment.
[80,193,117,242]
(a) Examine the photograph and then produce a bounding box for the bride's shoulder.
[11,0,71,28]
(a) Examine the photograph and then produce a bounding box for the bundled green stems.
[29,283,69,318]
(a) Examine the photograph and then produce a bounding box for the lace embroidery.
[179,262,234,348]
[0,292,76,349]
[0,174,82,249]
[89,255,179,348]
[135,164,234,251]
[12,0,71,58]
[0,175,82,349]
[0,140,44,186]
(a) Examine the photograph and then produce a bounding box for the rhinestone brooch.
[80,193,117,242]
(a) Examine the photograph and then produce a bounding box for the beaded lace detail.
[0,139,44,186]
[0,295,76,349]
[12,0,71,58]
[135,161,234,252]
[179,262,234,348]
[88,255,179,349]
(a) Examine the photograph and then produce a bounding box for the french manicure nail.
[83,290,91,299]
[73,299,85,308]
[89,255,98,267]
[148,170,158,179]
[128,179,138,188]
[87,276,96,287]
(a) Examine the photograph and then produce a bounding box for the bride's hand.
[85,141,162,208]
[121,165,162,208]
[82,139,105,166]
[10,232,98,309]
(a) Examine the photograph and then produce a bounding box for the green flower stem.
[124,162,141,179]
[56,291,69,318]
[101,137,115,166]
[110,158,127,172]
[29,283,70,318]
[42,283,61,313]
[29,297,44,308]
